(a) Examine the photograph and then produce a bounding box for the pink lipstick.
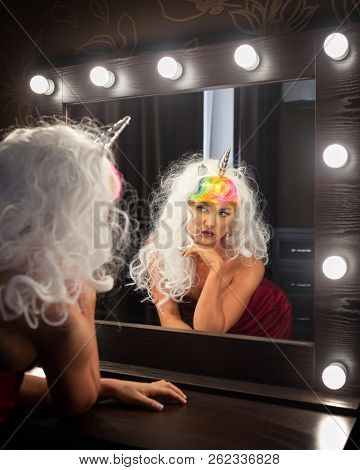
[201,230,215,238]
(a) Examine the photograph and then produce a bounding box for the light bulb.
[322,256,347,280]
[323,144,348,168]
[322,363,347,390]
[30,75,55,95]
[90,66,115,88]
[234,45,260,71]
[157,57,183,80]
[324,33,349,60]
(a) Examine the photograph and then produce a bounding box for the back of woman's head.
[0,121,129,328]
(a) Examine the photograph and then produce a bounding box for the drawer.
[288,295,314,318]
[277,269,314,294]
[272,228,314,262]
[279,239,314,261]
[293,317,313,341]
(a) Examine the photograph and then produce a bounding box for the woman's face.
[188,201,236,247]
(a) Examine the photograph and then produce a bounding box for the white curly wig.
[0,120,130,328]
[129,154,272,306]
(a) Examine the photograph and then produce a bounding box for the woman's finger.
[186,249,197,257]
[149,384,187,404]
[132,392,165,411]
[155,380,187,399]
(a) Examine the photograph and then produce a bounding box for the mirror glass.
[68,79,315,342]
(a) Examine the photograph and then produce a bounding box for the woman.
[130,149,292,339]
[0,120,186,427]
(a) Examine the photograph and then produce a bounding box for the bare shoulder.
[231,255,265,280]
[0,274,96,374]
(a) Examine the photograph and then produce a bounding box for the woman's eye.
[196,205,207,212]
[219,211,230,217]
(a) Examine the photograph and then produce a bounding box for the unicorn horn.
[218,147,231,176]
[104,115,131,149]
[95,116,131,148]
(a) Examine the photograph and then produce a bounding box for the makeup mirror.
[32,23,360,395]
[68,78,315,342]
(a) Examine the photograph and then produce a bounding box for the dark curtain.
[69,92,203,323]
[234,84,282,278]
[71,92,203,200]
[234,84,282,227]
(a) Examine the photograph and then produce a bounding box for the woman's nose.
[204,213,216,228]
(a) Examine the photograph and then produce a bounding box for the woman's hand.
[100,378,187,411]
[181,244,224,271]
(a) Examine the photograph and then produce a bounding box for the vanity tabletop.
[3,388,357,450]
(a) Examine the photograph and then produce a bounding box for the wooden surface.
[99,361,360,414]
[96,321,314,389]
[2,388,356,450]
[58,30,315,105]
[314,24,360,396]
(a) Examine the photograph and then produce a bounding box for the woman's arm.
[149,261,192,331]
[18,321,99,416]
[151,285,192,331]
[18,284,187,415]
[17,375,52,410]
[193,267,226,333]
[18,375,188,413]
[23,286,101,416]
[193,258,265,333]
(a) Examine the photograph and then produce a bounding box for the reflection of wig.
[0,121,129,328]
[129,154,272,306]
[189,175,238,207]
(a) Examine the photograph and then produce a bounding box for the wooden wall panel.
[315,24,360,396]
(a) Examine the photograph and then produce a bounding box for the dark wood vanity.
[2,320,359,449]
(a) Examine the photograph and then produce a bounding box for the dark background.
[0,0,359,129]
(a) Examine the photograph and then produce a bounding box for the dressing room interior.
[0,0,359,451]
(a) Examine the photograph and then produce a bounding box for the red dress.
[0,369,23,424]
[179,278,293,339]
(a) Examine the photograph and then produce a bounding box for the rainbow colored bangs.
[189,176,238,207]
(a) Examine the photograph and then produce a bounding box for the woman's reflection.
[130,150,292,339]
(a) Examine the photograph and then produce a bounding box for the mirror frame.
[31,24,360,398]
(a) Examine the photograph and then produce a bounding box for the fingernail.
[155,403,164,410]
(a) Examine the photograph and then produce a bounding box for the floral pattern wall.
[0,0,359,128]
